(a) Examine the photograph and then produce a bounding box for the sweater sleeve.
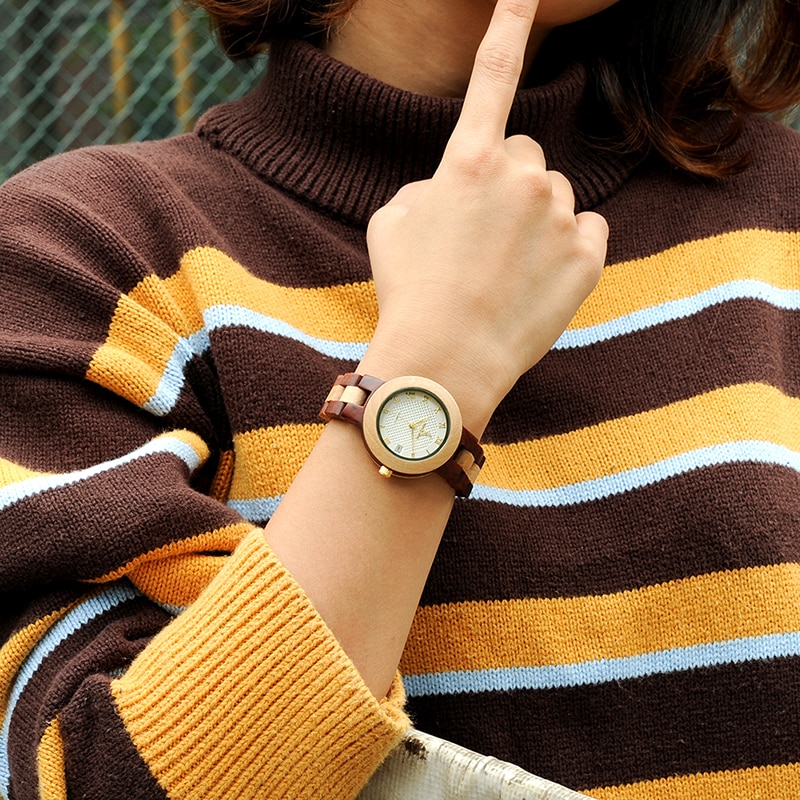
[0,155,408,799]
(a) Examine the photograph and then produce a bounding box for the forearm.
[265,383,465,699]
[265,311,507,698]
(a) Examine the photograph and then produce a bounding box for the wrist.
[359,324,509,438]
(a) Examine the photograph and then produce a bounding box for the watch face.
[375,388,451,462]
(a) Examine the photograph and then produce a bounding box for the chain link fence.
[0,0,265,181]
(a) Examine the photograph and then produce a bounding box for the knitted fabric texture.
[2,37,800,799]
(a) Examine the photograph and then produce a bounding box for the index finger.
[453,0,540,144]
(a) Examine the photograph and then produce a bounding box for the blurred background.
[0,0,264,181]
[1,1,798,183]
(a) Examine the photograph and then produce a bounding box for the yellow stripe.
[155,232,800,344]
[161,428,211,460]
[0,606,72,724]
[86,246,379,405]
[128,271,204,337]
[37,716,67,800]
[179,246,379,341]
[400,564,800,675]
[88,521,251,583]
[0,457,47,490]
[172,231,800,340]
[230,424,323,501]
[86,266,207,404]
[86,522,255,608]
[481,382,799,491]
[86,292,181,406]
[230,383,798,499]
[588,762,800,800]
[85,231,799,408]
[572,228,800,330]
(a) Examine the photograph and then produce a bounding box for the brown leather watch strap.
[319,373,484,498]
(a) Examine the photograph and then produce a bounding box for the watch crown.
[378,465,394,479]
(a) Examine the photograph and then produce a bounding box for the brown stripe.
[421,462,800,605]
[490,299,800,442]
[60,678,169,799]
[0,375,160,473]
[0,454,242,592]
[205,297,800,443]
[5,142,373,290]
[406,656,800,792]
[8,595,169,800]
[210,325,345,433]
[0,233,118,375]
[602,119,800,265]
[1,586,87,647]
[2,149,189,292]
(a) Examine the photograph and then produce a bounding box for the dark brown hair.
[193,0,800,177]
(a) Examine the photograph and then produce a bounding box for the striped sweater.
[2,36,800,799]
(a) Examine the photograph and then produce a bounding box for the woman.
[1,0,800,796]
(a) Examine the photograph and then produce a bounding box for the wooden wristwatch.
[319,373,485,497]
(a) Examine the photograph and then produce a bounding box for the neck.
[323,0,550,97]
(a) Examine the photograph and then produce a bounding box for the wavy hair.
[193,0,800,176]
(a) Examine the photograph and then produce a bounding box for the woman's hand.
[363,0,608,433]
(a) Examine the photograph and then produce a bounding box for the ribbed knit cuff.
[111,528,409,799]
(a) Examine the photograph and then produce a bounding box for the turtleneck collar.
[196,38,637,227]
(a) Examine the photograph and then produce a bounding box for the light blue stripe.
[470,440,800,508]
[141,304,367,417]
[143,328,211,416]
[554,279,800,350]
[403,631,800,698]
[203,304,367,361]
[0,435,204,513]
[142,280,798,416]
[0,583,141,795]
[225,441,800,520]
[227,495,283,524]
[157,602,186,617]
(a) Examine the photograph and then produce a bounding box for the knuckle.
[518,165,552,199]
[528,139,546,164]
[367,205,397,238]
[368,204,389,226]
[573,239,606,284]
[504,0,537,23]
[595,214,611,240]
[547,169,570,190]
[446,142,500,179]
[475,42,523,85]
[505,134,546,165]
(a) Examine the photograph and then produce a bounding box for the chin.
[533,0,620,26]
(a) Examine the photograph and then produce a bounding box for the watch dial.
[376,388,451,462]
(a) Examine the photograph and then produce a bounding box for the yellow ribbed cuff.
[111,528,409,799]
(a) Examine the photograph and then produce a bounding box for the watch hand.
[409,418,428,457]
